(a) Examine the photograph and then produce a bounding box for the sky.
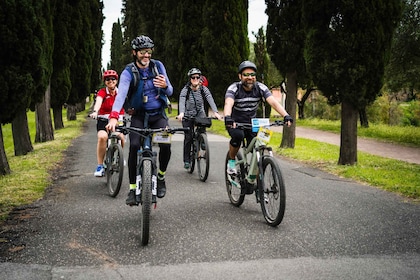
[101,0,268,69]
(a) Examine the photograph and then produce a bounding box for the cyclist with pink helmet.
[89,70,125,177]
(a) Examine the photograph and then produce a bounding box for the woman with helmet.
[89,70,125,177]
[223,60,293,175]
[106,35,174,206]
[177,68,222,169]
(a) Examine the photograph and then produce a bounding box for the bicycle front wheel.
[140,159,152,245]
[197,133,210,182]
[258,156,286,227]
[106,143,124,197]
[225,151,245,206]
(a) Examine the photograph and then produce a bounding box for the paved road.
[0,118,419,279]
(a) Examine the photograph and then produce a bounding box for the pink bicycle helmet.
[103,70,118,81]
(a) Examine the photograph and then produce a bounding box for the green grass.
[0,110,86,221]
[209,117,420,201]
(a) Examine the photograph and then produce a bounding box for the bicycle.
[182,116,213,182]
[117,124,188,245]
[225,118,286,226]
[96,116,125,197]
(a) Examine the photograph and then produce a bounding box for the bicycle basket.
[194,117,212,128]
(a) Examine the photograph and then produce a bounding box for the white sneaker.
[94,165,104,177]
[226,159,237,175]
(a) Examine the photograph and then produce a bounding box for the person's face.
[190,74,201,87]
[104,76,117,89]
[133,48,153,67]
[239,68,257,90]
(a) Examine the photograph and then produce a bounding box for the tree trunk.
[338,101,358,165]
[280,71,297,148]
[35,84,54,143]
[359,107,369,128]
[297,88,314,119]
[12,108,33,156]
[52,105,64,130]
[0,126,11,175]
[67,104,77,121]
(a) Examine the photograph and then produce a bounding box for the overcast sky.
[101,0,268,69]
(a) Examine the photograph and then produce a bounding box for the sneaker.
[126,189,138,206]
[184,162,190,169]
[157,179,166,198]
[94,164,105,177]
[226,159,237,175]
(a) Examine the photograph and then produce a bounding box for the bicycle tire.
[258,156,286,226]
[197,133,210,182]
[225,151,245,206]
[188,135,195,174]
[140,159,152,245]
[106,143,124,197]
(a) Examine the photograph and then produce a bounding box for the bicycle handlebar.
[117,126,189,136]
[234,120,285,129]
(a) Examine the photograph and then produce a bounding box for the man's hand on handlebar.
[106,118,118,132]
[284,115,293,127]
[224,115,235,128]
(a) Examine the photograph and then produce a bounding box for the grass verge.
[0,111,86,221]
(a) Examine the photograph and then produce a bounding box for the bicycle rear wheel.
[106,143,124,197]
[197,133,210,182]
[225,151,245,206]
[258,156,286,226]
[140,159,152,245]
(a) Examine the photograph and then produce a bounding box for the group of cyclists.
[89,35,293,206]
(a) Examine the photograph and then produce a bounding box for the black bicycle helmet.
[238,60,257,73]
[131,35,154,50]
[187,68,202,77]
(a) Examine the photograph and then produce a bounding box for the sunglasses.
[105,77,116,82]
[242,72,256,77]
[191,76,201,80]
[138,49,153,55]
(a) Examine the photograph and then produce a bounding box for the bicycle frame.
[236,136,273,184]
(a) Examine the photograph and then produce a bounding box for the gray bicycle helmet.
[238,60,257,73]
[131,35,154,50]
[187,68,202,77]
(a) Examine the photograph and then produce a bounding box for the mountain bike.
[97,116,125,197]
[182,116,213,182]
[225,119,286,226]
[118,124,188,245]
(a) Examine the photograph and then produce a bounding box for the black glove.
[224,115,234,127]
[284,115,293,124]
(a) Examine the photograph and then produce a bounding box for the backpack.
[124,59,171,112]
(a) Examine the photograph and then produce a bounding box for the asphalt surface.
[0,118,419,279]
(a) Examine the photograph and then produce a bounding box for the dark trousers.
[182,118,195,163]
[128,113,170,184]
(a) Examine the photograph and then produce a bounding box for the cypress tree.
[202,0,249,106]
[303,0,403,165]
